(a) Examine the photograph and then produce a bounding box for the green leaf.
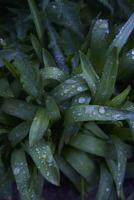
[84,122,109,140]
[46,96,60,122]
[42,48,57,68]
[47,0,83,38]
[46,21,68,72]
[69,132,116,158]
[29,107,49,146]
[63,147,95,182]
[4,59,19,78]
[26,140,60,186]
[65,105,134,124]
[79,51,99,96]
[14,51,42,98]
[118,48,134,80]
[110,13,134,52]
[2,99,37,120]
[55,154,81,191]
[0,110,16,126]
[94,47,119,104]
[41,67,66,83]
[106,85,131,108]
[51,75,88,103]
[96,164,113,200]
[11,149,38,200]
[106,136,131,197]
[0,78,14,97]
[90,19,109,74]
[30,33,42,60]
[123,101,134,140]
[98,0,113,13]
[9,122,30,146]
[0,155,12,199]
[0,49,17,67]
[27,0,44,43]
[59,123,81,153]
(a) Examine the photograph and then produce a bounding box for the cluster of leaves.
[0,0,134,200]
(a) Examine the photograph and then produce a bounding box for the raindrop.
[131,50,134,55]
[106,187,110,192]
[46,171,50,177]
[98,107,105,114]
[13,167,20,175]
[78,97,86,104]
[77,86,83,92]
[52,5,56,9]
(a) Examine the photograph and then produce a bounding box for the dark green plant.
[0,0,134,200]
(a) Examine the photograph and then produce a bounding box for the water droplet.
[98,107,105,114]
[52,5,56,9]
[78,97,86,104]
[77,86,83,92]
[64,89,69,94]
[46,171,50,177]
[13,167,20,175]
[106,188,110,192]
[131,50,134,55]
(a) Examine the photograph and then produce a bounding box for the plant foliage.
[0,0,134,200]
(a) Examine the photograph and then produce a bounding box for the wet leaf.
[51,75,88,103]
[29,107,49,146]
[14,51,42,98]
[118,48,134,80]
[46,21,68,73]
[41,67,66,83]
[11,149,38,200]
[123,101,134,140]
[106,136,131,197]
[110,13,134,52]
[79,51,99,96]
[26,140,60,186]
[9,122,30,146]
[65,105,134,124]
[2,99,37,120]
[47,0,83,38]
[96,164,113,200]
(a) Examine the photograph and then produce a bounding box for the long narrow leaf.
[65,105,134,124]
[26,140,60,186]
[28,0,44,43]
[79,51,99,96]
[29,108,49,146]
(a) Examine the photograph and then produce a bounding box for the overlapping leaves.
[0,0,134,200]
